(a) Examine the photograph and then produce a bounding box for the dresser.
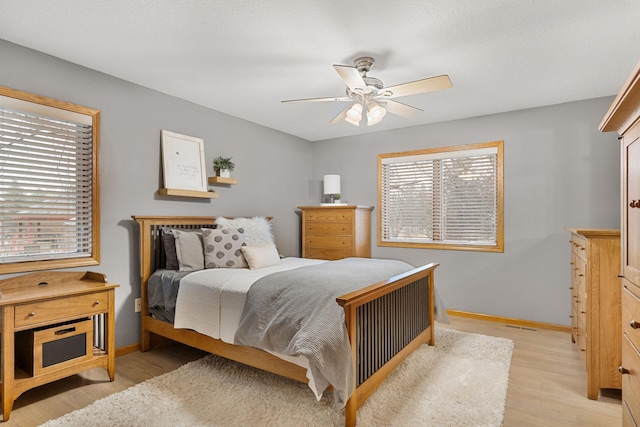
[298,205,373,260]
[565,228,622,399]
[600,59,640,427]
[0,271,118,421]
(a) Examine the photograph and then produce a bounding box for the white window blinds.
[380,143,502,250]
[0,105,94,264]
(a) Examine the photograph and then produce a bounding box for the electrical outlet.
[134,298,141,313]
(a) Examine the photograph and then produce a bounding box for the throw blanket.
[233,258,415,407]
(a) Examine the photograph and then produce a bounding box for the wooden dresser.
[600,59,640,426]
[298,205,373,260]
[565,228,622,399]
[0,271,118,421]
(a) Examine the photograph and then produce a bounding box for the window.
[0,86,100,273]
[378,140,503,252]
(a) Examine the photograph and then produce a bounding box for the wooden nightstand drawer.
[15,291,108,329]
[305,235,352,249]
[305,222,353,235]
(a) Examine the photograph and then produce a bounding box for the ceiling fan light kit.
[282,56,452,127]
[345,102,363,126]
[366,101,386,126]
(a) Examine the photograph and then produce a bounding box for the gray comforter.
[233,257,416,407]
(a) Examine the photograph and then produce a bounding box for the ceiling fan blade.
[330,105,351,124]
[333,65,367,91]
[382,99,423,119]
[282,96,351,103]
[380,75,452,99]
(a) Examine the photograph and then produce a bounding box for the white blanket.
[174,257,326,343]
[173,257,328,398]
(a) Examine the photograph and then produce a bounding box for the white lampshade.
[323,174,341,195]
[367,101,387,126]
[345,103,363,126]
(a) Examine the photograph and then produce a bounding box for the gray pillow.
[202,227,248,268]
[172,229,205,271]
[161,229,180,270]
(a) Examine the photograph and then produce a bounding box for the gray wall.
[0,39,313,348]
[308,98,620,326]
[0,38,621,348]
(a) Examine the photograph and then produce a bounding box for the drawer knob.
[28,312,35,317]
[94,301,100,306]
[619,366,630,375]
[630,200,640,208]
[630,320,639,329]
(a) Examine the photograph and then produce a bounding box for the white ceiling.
[1,1,640,142]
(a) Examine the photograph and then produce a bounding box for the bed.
[133,215,439,427]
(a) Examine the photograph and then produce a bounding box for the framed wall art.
[161,130,208,192]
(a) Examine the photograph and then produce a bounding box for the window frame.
[0,85,100,274]
[378,140,504,252]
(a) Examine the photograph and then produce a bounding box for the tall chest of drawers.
[600,59,640,426]
[298,205,373,260]
[565,228,621,400]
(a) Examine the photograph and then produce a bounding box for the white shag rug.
[41,328,514,427]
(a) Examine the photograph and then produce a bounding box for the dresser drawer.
[624,400,639,427]
[304,248,353,260]
[624,283,640,358]
[305,235,352,249]
[304,209,353,222]
[622,335,640,425]
[571,235,588,261]
[305,222,353,235]
[15,291,109,329]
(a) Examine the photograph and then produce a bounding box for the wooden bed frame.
[133,215,437,427]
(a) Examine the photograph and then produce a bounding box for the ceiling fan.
[282,57,452,127]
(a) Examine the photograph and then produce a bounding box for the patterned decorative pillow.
[172,229,205,271]
[214,216,274,247]
[202,228,248,268]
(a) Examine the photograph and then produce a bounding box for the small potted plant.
[213,156,235,178]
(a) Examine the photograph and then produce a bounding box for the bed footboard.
[337,263,437,427]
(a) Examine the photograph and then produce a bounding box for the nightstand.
[0,271,118,421]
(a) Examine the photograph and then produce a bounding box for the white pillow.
[241,244,281,269]
[215,216,275,247]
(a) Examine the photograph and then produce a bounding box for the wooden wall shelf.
[157,188,219,199]
[208,177,238,185]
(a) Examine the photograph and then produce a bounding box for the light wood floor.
[3,315,622,426]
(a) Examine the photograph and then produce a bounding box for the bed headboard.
[132,215,216,289]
